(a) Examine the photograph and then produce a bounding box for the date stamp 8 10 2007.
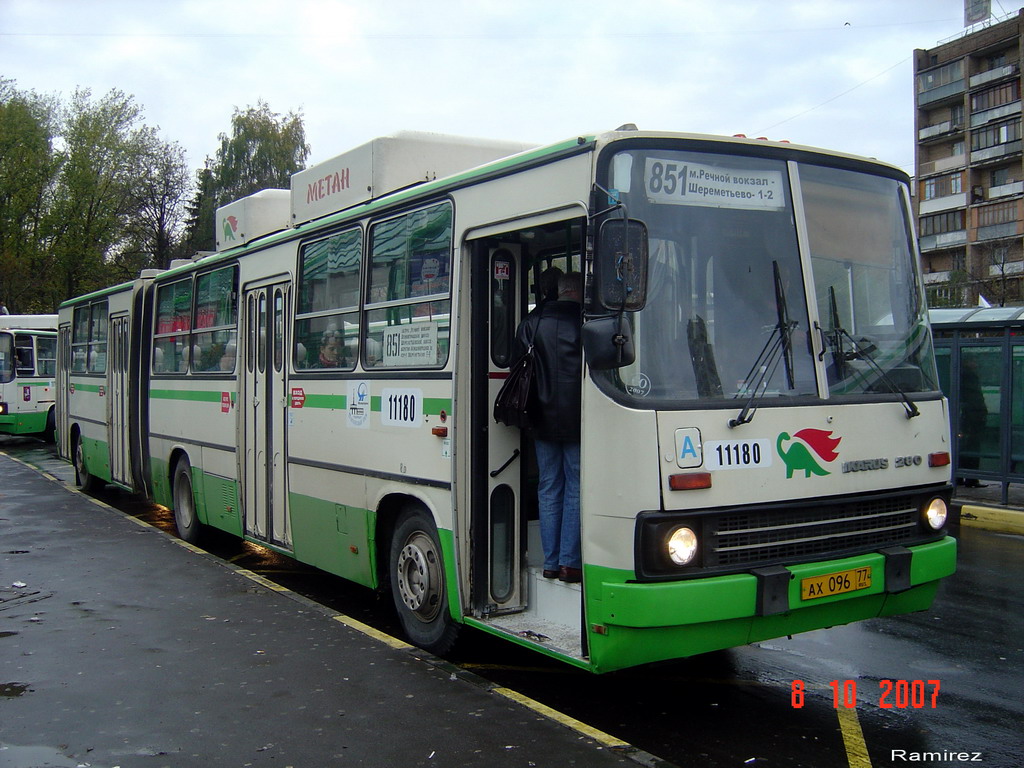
[790,680,987,763]
[790,679,940,709]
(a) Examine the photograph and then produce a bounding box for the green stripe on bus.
[150,389,230,403]
[16,380,55,388]
[300,394,346,409]
[71,383,103,393]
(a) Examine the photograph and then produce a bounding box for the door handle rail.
[490,449,520,478]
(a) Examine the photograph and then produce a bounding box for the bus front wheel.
[389,507,459,654]
[172,457,203,545]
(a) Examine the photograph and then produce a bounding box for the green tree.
[44,88,157,304]
[0,80,59,312]
[114,137,191,275]
[185,100,309,252]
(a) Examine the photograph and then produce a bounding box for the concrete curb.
[959,504,1024,535]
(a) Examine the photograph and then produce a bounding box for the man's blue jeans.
[534,438,581,571]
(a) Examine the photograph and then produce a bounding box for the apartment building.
[915,10,1024,307]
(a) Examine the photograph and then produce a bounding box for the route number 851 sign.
[644,157,784,212]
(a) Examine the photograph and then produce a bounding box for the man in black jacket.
[512,272,583,583]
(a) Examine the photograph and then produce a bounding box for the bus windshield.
[594,146,938,407]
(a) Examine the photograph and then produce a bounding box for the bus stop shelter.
[929,307,1024,505]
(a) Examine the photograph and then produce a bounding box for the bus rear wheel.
[73,433,101,493]
[172,457,203,544]
[389,507,459,654]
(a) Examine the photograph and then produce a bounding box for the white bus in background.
[58,129,957,673]
[0,314,58,439]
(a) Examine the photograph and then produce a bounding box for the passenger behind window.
[318,329,346,368]
[220,341,237,372]
[15,347,34,375]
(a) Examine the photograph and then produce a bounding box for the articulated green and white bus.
[0,314,57,439]
[58,129,956,673]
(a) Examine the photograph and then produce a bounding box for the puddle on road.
[0,682,30,697]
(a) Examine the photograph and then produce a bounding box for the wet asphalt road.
[3,435,1022,768]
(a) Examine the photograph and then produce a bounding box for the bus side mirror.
[593,219,649,312]
[583,315,635,370]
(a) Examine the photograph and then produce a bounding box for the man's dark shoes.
[543,569,559,579]
[558,566,582,583]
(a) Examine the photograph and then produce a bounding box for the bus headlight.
[923,497,948,530]
[667,526,699,566]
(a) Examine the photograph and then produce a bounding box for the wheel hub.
[396,533,440,622]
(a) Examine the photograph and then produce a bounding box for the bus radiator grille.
[708,496,919,567]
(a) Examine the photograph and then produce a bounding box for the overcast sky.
[3,0,1024,179]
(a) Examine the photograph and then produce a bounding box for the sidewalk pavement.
[0,453,639,768]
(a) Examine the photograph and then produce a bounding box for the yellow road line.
[236,569,291,592]
[837,706,872,768]
[332,614,414,650]
[492,686,630,749]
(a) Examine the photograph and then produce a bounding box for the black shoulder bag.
[493,345,535,428]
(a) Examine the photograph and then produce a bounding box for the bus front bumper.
[585,536,956,672]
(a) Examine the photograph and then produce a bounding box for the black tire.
[42,408,56,443]
[73,433,102,493]
[172,457,203,544]
[389,506,459,654]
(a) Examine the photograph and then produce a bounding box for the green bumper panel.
[585,536,956,673]
[0,410,49,435]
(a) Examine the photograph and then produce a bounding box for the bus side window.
[295,228,361,371]
[153,278,193,374]
[364,202,452,369]
[14,335,34,375]
[193,266,238,373]
[37,336,57,377]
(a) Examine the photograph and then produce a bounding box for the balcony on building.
[918,154,966,176]
[924,270,952,284]
[919,230,968,251]
[919,192,968,215]
[918,120,964,141]
[918,78,966,107]
[989,180,1024,200]
[970,100,1022,128]
[988,260,1024,277]
[971,139,1023,164]
[977,221,1021,241]
[969,63,1019,89]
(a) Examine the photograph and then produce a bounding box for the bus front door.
[241,282,292,550]
[470,241,527,616]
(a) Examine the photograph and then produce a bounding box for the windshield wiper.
[820,287,920,420]
[828,325,920,419]
[729,262,796,428]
